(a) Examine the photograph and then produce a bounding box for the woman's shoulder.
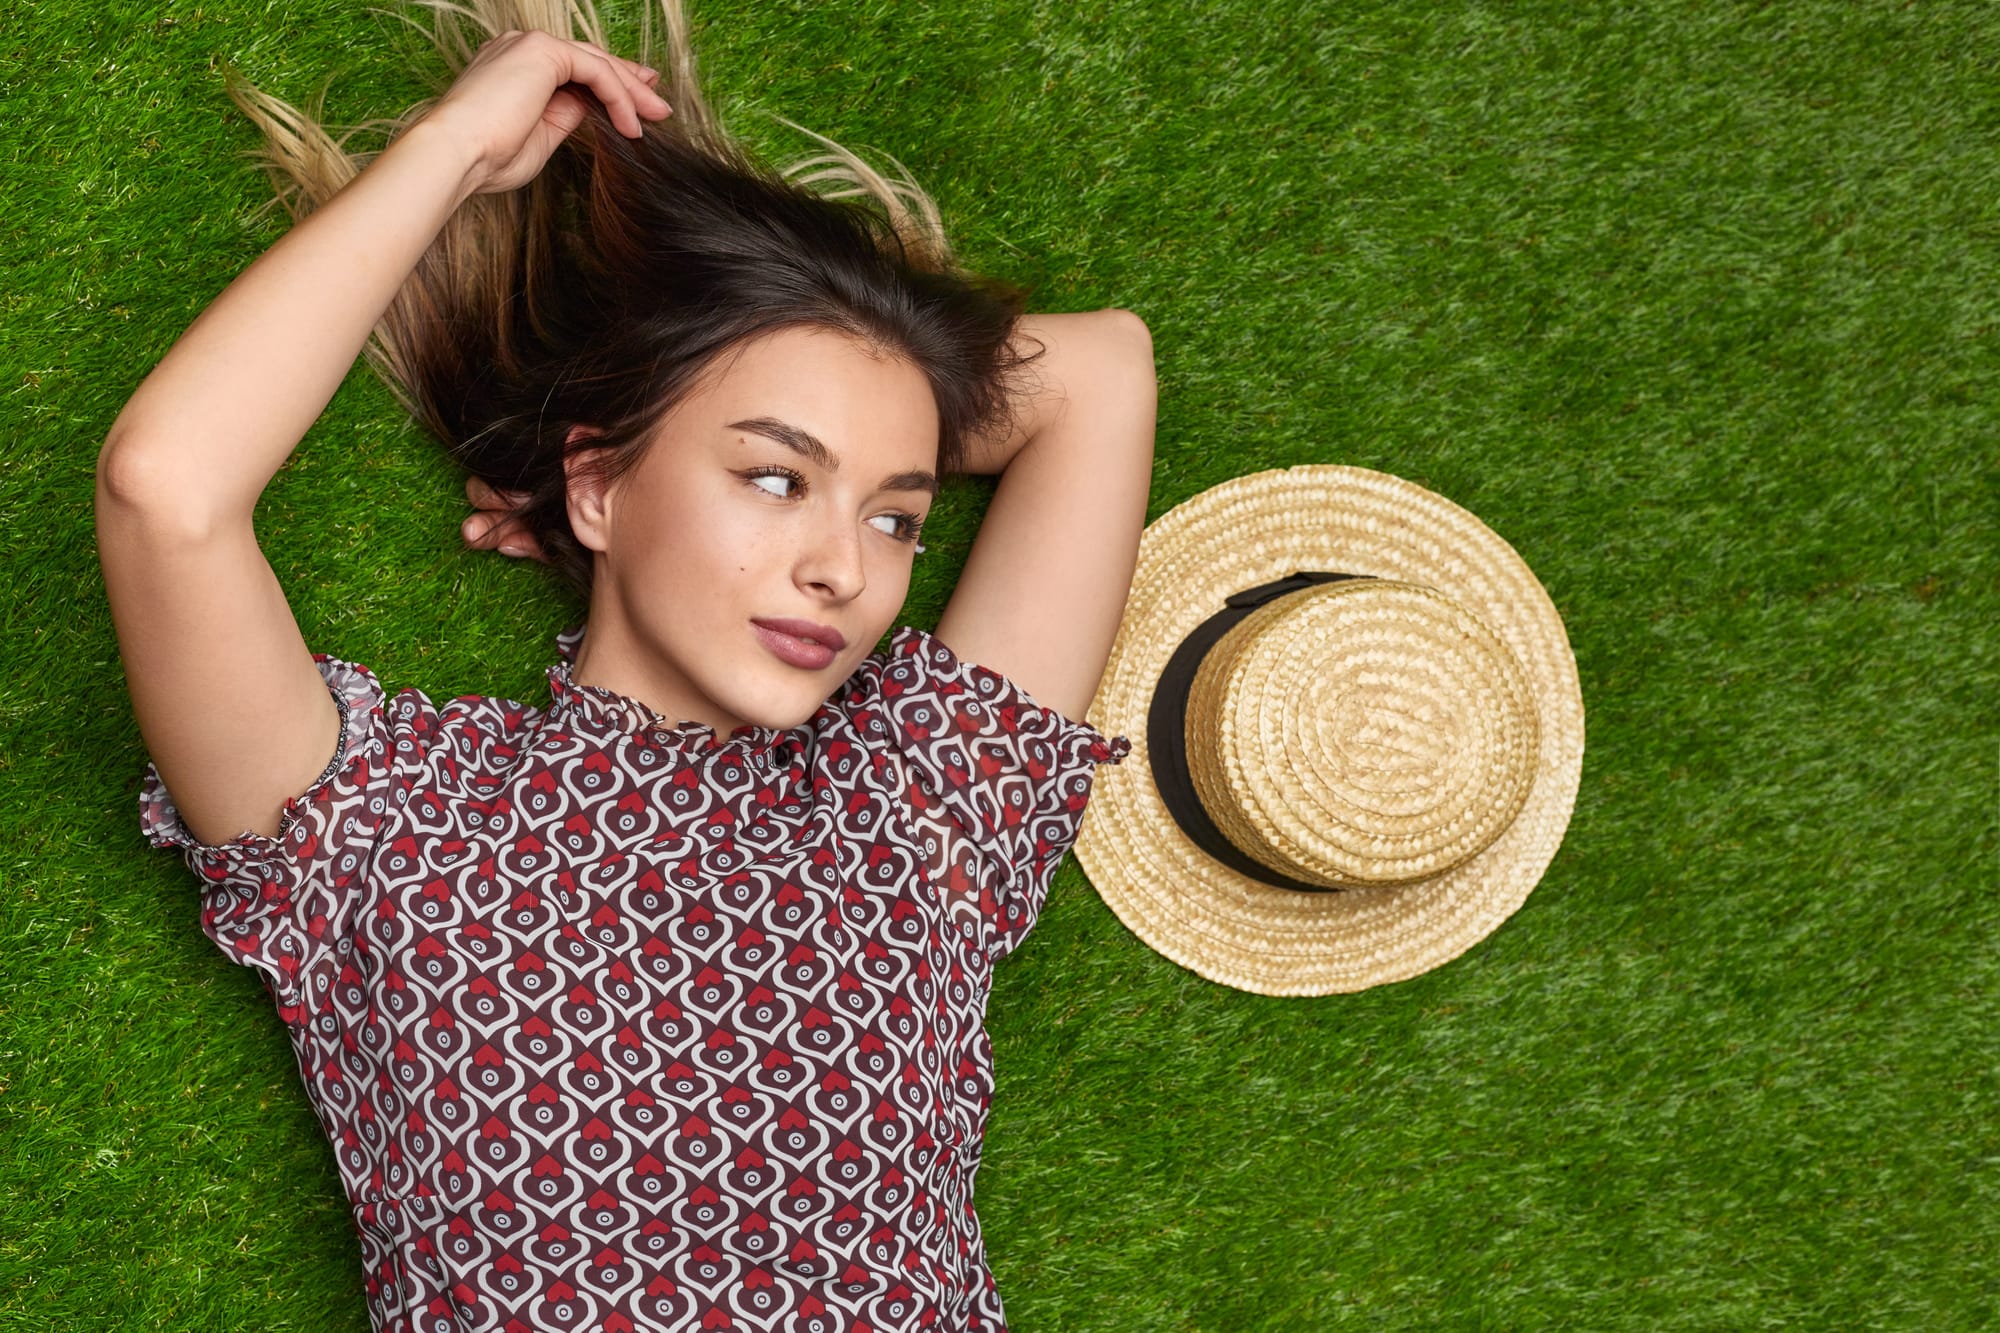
[845,623,1000,697]
[294,646,557,774]
[842,623,1130,769]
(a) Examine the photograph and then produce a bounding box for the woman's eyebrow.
[728,416,940,497]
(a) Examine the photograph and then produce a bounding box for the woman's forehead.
[677,327,941,464]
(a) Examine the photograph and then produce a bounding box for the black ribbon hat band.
[1145,571,1376,894]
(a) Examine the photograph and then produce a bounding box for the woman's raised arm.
[96,33,668,845]
[933,309,1156,723]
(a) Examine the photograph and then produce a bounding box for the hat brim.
[1073,465,1585,996]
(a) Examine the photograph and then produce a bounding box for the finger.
[465,513,535,553]
[560,39,668,128]
[467,475,535,514]
[570,42,667,133]
[566,43,646,136]
[621,56,667,96]
[538,90,587,154]
[608,57,671,120]
[471,515,519,549]
[639,72,670,113]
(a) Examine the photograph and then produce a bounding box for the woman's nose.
[798,514,866,598]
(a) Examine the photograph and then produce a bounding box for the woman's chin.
[730,684,836,732]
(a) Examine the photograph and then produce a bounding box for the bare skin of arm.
[930,308,1155,723]
[97,33,668,845]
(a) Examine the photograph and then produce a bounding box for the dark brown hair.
[224,0,1042,595]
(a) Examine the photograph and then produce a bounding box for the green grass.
[4,0,1996,1327]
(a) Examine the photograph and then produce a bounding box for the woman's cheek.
[666,496,758,569]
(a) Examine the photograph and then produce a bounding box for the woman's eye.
[743,467,923,544]
[747,470,797,499]
[869,514,911,539]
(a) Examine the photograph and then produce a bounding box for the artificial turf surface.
[3,0,1995,1327]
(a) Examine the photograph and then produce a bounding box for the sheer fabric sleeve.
[136,653,430,1018]
[868,626,1131,962]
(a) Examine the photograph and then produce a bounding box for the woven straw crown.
[1072,465,1584,997]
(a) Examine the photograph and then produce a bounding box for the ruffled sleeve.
[865,626,1131,962]
[137,653,427,1019]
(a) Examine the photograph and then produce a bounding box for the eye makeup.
[727,416,940,500]
[737,466,928,545]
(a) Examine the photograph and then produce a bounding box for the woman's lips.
[752,622,837,670]
[751,617,846,651]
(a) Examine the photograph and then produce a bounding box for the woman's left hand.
[461,476,546,561]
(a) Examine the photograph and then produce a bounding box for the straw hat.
[1072,464,1584,997]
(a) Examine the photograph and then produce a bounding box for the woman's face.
[566,324,941,735]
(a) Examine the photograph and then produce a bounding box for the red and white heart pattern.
[141,624,1129,1332]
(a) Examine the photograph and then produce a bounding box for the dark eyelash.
[740,466,926,544]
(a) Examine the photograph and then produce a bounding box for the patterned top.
[138,622,1130,1333]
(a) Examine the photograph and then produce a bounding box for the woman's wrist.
[390,113,491,213]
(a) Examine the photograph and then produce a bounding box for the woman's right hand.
[421,29,671,199]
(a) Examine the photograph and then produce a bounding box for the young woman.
[93,2,1155,1329]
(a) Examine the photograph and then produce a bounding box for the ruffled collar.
[545,622,812,766]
